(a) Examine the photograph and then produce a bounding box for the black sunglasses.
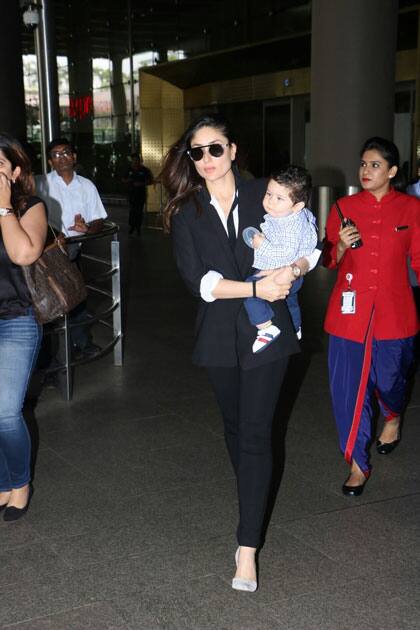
[187,143,230,162]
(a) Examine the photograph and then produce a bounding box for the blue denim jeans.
[0,311,42,491]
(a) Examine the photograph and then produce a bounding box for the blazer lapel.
[235,179,259,280]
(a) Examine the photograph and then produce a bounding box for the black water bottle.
[335,201,363,249]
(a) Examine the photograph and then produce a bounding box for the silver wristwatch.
[0,208,13,216]
[291,264,301,278]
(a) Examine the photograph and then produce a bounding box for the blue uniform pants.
[328,334,414,473]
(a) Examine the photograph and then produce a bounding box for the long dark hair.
[159,113,236,232]
[0,133,34,213]
[360,136,405,191]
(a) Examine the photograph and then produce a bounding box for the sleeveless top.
[0,196,44,319]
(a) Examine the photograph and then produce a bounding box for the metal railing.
[44,221,122,400]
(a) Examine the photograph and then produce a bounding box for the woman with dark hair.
[160,113,317,591]
[0,133,47,521]
[323,137,420,496]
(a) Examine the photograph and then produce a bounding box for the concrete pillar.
[310,0,399,187]
[0,1,26,138]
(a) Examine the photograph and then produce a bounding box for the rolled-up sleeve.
[306,247,322,271]
[200,270,223,302]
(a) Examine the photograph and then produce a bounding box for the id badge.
[341,290,356,314]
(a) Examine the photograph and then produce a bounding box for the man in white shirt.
[36,138,107,237]
[36,138,107,360]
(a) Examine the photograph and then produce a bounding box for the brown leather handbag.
[22,228,87,324]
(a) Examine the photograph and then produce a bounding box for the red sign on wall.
[69,95,93,120]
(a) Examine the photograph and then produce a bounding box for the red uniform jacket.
[323,189,420,342]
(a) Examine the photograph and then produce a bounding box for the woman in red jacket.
[323,137,420,496]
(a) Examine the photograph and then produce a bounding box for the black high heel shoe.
[0,492,11,513]
[342,471,370,497]
[3,486,33,522]
[376,438,400,455]
[376,418,401,455]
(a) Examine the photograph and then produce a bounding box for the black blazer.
[171,176,300,369]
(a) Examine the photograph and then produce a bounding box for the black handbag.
[22,226,87,324]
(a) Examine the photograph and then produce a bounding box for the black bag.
[22,232,87,324]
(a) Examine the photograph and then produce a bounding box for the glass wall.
[23,54,40,143]
[20,1,418,192]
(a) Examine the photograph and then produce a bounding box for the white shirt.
[209,191,239,236]
[35,170,107,237]
[200,192,238,302]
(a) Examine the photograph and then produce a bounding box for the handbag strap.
[18,208,68,256]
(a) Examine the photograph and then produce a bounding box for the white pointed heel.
[232,547,258,592]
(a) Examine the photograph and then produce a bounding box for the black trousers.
[207,357,289,547]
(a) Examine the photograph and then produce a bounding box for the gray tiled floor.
[1,205,419,629]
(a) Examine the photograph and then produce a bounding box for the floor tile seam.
[126,450,230,470]
[0,528,44,552]
[137,437,226,456]
[0,537,65,564]
[33,445,140,482]
[56,410,221,432]
[136,569,281,609]
[37,410,175,433]
[0,536,78,574]
[119,411,190,423]
[122,466,236,489]
[270,507,420,561]
[210,574,291,620]
[51,448,231,478]
[114,473,236,501]
[262,575,420,616]
[31,446,85,473]
[157,416,224,439]
[1,600,129,629]
[266,527,344,565]
[271,489,420,528]
[0,553,147,587]
[38,437,223,458]
[29,521,104,544]
[171,416,225,438]
[37,531,125,567]
[35,526,113,545]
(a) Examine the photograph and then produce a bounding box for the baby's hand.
[252,233,265,249]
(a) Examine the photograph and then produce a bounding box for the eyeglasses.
[50,149,73,159]
[187,143,230,162]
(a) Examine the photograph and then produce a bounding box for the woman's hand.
[255,267,294,302]
[0,173,12,209]
[337,224,361,259]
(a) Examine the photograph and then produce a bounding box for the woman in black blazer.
[161,114,309,592]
